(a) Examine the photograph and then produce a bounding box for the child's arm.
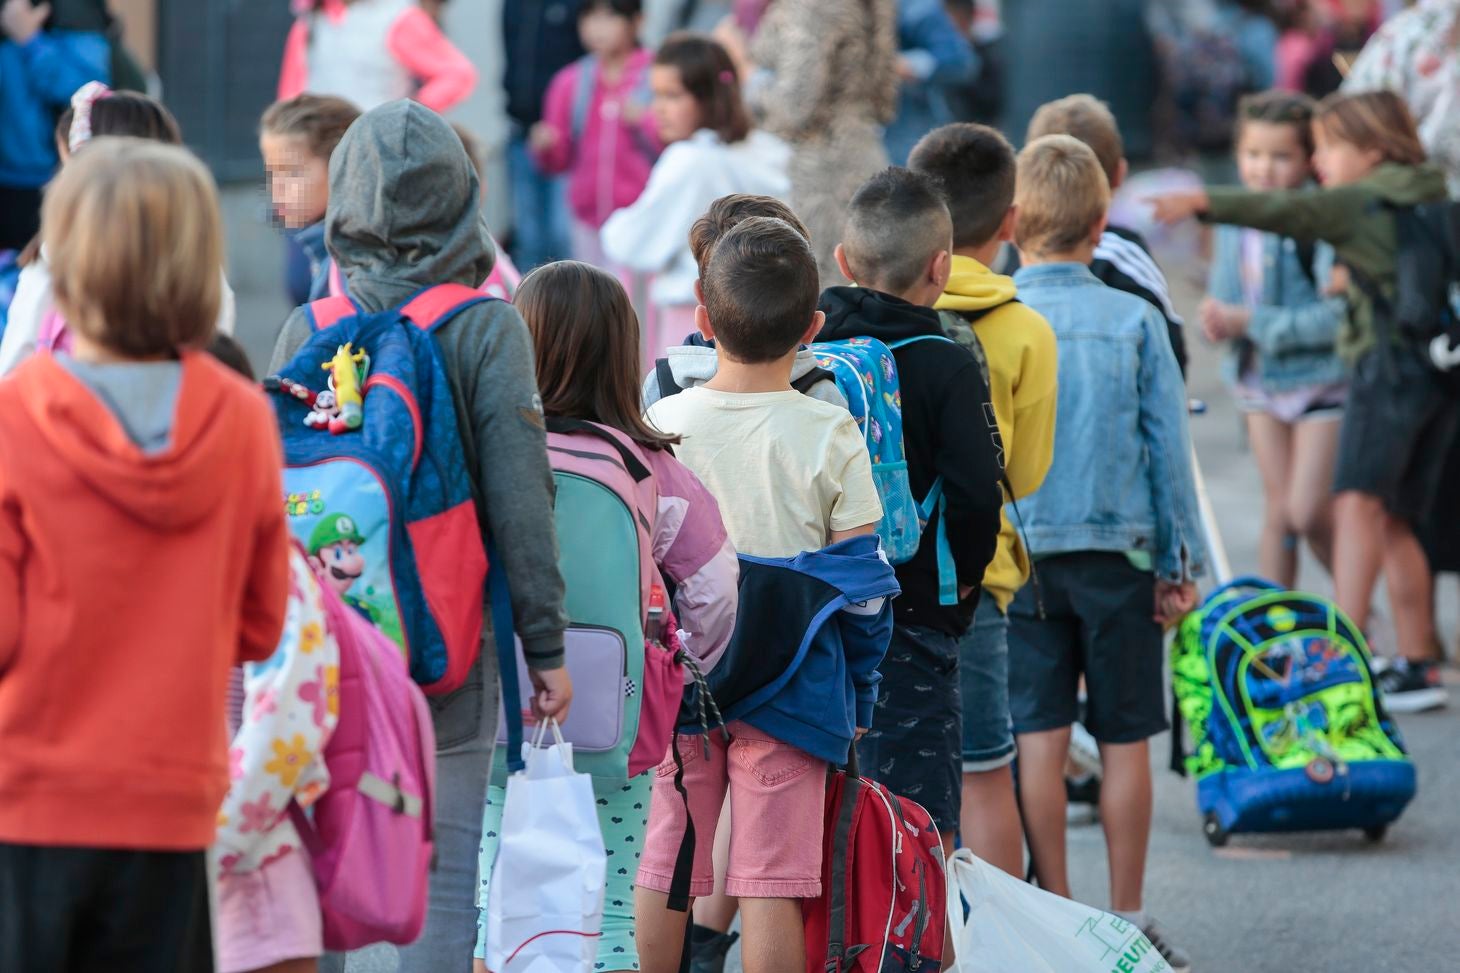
[1005,322,1059,502]
[600,143,704,273]
[938,361,1005,597]
[0,471,19,672]
[238,410,293,664]
[277,17,309,101]
[11,29,111,107]
[1153,185,1369,248]
[649,455,739,678]
[530,64,579,177]
[1135,306,1208,584]
[387,7,479,115]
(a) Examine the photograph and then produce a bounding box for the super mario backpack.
[1171,577,1416,846]
[266,284,490,696]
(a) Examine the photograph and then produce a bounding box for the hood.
[1365,162,1451,208]
[664,334,832,388]
[817,286,945,344]
[326,101,496,311]
[17,353,257,531]
[934,255,1017,316]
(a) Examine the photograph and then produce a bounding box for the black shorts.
[1334,345,1460,524]
[1007,552,1169,744]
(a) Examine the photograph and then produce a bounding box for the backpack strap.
[790,365,836,396]
[916,477,960,607]
[887,334,956,352]
[400,283,492,331]
[654,358,682,400]
[488,538,526,775]
[545,416,653,483]
[306,295,359,331]
[570,54,599,143]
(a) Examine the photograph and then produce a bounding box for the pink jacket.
[277,0,477,115]
[535,50,662,230]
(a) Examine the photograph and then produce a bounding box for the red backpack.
[803,755,947,973]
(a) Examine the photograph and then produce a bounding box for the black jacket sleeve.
[936,360,1004,591]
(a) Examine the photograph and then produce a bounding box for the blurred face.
[1236,121,1311,192]
[579,8,637,58]
[650,65,701,144]
[1312,124,1384,187]
[261,132,330,229]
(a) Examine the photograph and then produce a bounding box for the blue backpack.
[810,335,958,605]
[266,284,491,696]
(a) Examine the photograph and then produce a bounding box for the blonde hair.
[45,138,223,357]
[1315,90,1427,167]
[1026,93,1124,188]
[1014,134,1110,257]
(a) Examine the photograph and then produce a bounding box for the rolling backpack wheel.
[1202,812,1229,848]
[1363,824,1389,843]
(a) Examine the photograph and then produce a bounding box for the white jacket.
[600,128,791,308]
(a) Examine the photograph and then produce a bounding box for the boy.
[269,101,570,968]
[819,167,1006,855]
[639,217,885,973]
[1008,134,1206,973]
[1026,93,1188,376]
[907,123,1058,877]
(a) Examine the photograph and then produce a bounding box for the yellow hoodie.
[936,255,1058,611]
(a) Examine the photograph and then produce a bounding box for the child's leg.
[1286,416,1342,575]
[1015,727,1074,897]
[636,733,732,973]
[1097,740,1153,913]
[1246,411,1298,588]
[692,800,738,932]
[1383,513,1441,662]
[723,725,826,973]
[958,594,1023,877]
[1333,490,1386,632]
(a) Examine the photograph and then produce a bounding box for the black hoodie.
[819,286,1004,636]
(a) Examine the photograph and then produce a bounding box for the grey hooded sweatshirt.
[269,101,567,669]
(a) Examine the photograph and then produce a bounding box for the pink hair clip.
[68,81,113,153]
[719,69,737,85]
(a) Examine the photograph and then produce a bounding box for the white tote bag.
[945,849,1169,973]
[484,720,607,973]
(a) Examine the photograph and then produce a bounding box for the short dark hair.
[702,217,820,363]
[841,167,952,295]
[655,33,752,144]
[1236,89,1317,157]
[908,123,1016,250]
[581,0,642,16]
[57,91,182,151]
[689,194,811,276]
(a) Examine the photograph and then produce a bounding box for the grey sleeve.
[457,306,568,669]
[267,308,313,375]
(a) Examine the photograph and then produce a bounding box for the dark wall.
[158,0,294,182]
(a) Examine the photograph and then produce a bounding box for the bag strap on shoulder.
[654,358,682,400]
[307,295,359,332]
[791,365,836,395]
[401,283,491,331]
[545,416,654,483]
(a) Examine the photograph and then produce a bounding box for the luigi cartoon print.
[308,513,371,615]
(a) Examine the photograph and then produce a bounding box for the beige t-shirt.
[648,387,883,558]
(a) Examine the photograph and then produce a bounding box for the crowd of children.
[1,6,1457,973]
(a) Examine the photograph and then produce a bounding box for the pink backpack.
[290,565,438,950]
[38,311,73,356]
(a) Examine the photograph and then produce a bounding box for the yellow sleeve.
[1004,315,1059,502]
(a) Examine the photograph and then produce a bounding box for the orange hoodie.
[0,351,290,851]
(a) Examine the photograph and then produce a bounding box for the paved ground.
[223,190,1460,973]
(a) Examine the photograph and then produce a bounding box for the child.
[472,260,739,973]
[1151,90,1454,712]
[0,84,238,375]
[601,33,791,367]
[267,100,570,970]
[642,192,844,410]
[532,0,661,266]
[1010,134,1205,973]
[638,216,884,973]
[277,0,477,114]
[260,94,362,304]
[1202,90,1346,589]
[819,167,1005,859]
[0,138,291,970]
[907,123,1059,877]
[1026,93,1188,375]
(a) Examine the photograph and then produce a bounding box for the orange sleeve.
[386,6,478,114]
[277,18,310,102]
[238,411,291,664]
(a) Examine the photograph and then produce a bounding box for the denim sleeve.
[20,33,111,106]
[1205,227,1244,306]
[899,0,977,85]
[1136,307,1207,582]
[1248,244,1345,358]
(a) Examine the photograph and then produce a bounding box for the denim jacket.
[1011,264,1208,582]
[1207,226,1347,392]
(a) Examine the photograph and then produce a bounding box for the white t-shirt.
[647,387,883,558]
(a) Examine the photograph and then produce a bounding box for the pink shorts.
[214,847,321,973]
[638,722,827,899]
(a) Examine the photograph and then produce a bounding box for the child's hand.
[855,727,869,741]
[529,665,574,723]
[1154,581,1198,626]
[1325,264,1351,297]
[1147,190,1210,225]
[528,122,559,154]
[1,0,50,44]
[1199,298,1250,342]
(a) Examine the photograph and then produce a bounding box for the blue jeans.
[958,593,1016,772]
[506,126,571,272]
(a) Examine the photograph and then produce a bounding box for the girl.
[277,0,477,114]
[0,83,237,375]
[533,0,661,266]
[1200,90,1346,590]
[1152,90,1453,712]
[261,94,362,304]
[0,137,290,971]
[600,33,790,368]
[473,261,739,973]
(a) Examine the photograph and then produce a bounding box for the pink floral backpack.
[289,561,438,950]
